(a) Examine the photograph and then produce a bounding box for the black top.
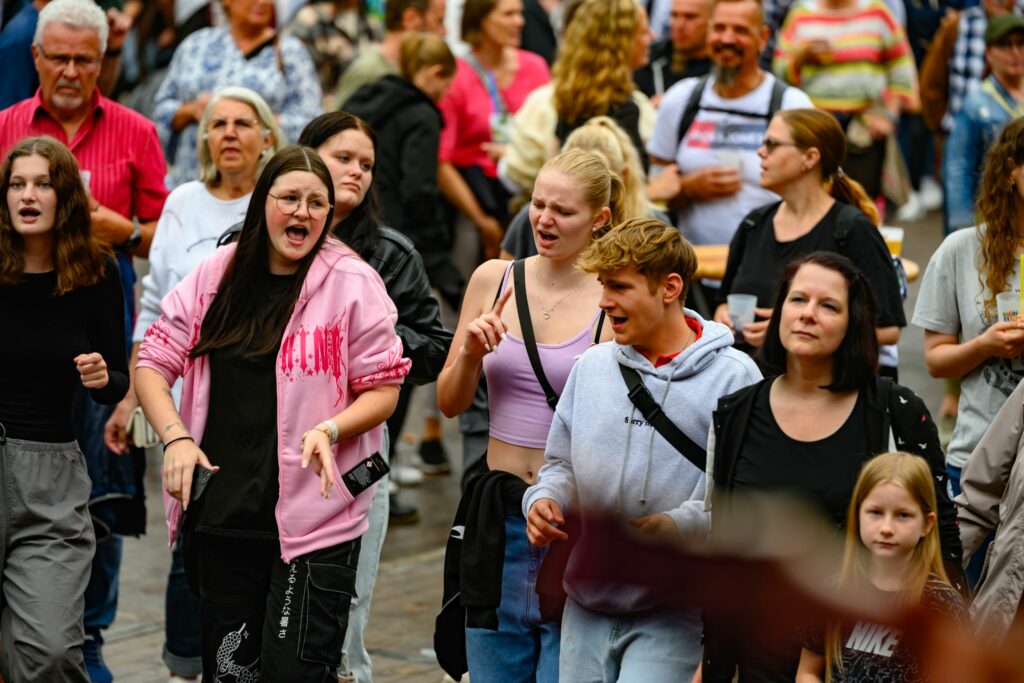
[633,39,713,99]
[0,258,128,441]
[733,378,869,527]
[803,579,968,682]
[555,97,651,171]
[718,201,907,328]
[342,75,457,291]
[196,272,296,538]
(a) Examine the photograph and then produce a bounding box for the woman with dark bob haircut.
[696,252,964,683]
[135,145,410,681]
[0,135,128,681]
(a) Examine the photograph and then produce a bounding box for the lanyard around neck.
[465,52,508,116]
[982,77,1024,118]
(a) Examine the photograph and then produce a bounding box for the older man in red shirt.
[0,1,168,681]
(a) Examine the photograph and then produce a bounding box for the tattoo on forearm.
[163,421,185,433]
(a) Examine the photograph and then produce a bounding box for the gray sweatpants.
[0,435,94,683]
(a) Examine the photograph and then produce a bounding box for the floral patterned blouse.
[153,26,323,188]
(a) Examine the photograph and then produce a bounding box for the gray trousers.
[0,435,95,683]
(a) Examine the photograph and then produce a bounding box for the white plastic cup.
[727,293,758,333]
[880,227,904,257]
[717,149,743,171]
[997,291,1021,325]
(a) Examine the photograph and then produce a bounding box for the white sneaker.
[895,191,926,222]
[391,464,425,486]
[919,175,943,211]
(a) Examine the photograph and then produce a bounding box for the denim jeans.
[340,428,390,683]
[83,502,122,634]
[163,535,202,677]
[559,598,702,683]
[947,464,993,588]
[465,510,560,683]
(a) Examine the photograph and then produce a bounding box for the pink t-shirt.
[438,49,550,177]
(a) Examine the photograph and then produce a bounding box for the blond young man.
[523,218,761,682]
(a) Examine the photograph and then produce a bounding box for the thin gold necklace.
[533,262,585,320]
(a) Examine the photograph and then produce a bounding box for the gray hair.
[196,86,286,186]
[35,0,109,53]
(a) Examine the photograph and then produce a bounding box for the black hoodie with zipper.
[342,75,457,293]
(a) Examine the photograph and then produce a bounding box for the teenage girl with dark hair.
[0,135,128,681]
[136,145,410,681]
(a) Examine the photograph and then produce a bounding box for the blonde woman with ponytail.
[436,149,621,681]
[714,108,905,364]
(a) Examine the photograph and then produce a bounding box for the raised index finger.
[492,286,513,317]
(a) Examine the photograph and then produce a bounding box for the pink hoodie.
[137,238,411,562]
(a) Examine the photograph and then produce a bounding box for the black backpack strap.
[767,77,788,120]
[513,259,560,409]
[676,74,711,150]
[593,310,606,344]
[618,363,706,472]
[493,260,514,306]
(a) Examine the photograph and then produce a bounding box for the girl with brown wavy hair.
[913,115,1024,586]
[0,135,128,680]
[714,109,904,370]
[500,0,656,198]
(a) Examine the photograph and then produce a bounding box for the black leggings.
[185,531,360,682]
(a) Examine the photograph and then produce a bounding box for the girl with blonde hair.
[796,452,968,682]
[500,116,660,259]
[437,148,624,682]
[500,0,655,199]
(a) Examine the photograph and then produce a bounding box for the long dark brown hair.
[976,116,1024,320]
[189,145,335,359]
[0,136,110,294]
[298,112,381,261]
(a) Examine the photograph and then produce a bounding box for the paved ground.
[103,207,947,682]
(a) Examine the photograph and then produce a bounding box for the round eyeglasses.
[268,192,332,219]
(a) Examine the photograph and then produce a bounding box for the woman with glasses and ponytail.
[135,145,410,681]
[713,108,905,377]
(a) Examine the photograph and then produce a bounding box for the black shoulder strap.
[513,259,560,409]
[877,376,896,450]
[676,74,712,149]
[618,363,706,471]
[833,203,857,251]
[593,310,606,344]
[767,77,788,120]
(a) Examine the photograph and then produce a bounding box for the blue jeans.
[83,502,122,634]
[163,535,202,677]
[948,464,993,588]
[559,598,702,683]
[465,510,560,683]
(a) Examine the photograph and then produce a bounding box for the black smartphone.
[190,464,217,503]
[341,452,390,497]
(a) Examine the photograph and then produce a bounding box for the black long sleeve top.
[0,257,129,441]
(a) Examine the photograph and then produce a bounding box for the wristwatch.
[121,216,142,252]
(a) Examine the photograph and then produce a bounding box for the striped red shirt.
[0,89,168,220]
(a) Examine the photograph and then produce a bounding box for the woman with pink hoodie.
[135,145,410,682]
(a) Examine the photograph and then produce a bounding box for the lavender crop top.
[482,262,604,448]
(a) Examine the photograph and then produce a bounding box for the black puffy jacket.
[342,75,458,293]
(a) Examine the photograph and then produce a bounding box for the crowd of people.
[4,0,1024,681]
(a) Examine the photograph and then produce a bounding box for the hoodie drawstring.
[636,377,674,506]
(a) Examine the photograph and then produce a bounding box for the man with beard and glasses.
[0,1,167,680]
[646,0,811,253]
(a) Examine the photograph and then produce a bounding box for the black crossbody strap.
[618,363,706,472]
[514,259,560,409]
[593,310,606,344]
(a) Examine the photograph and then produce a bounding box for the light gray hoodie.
[522,311,762,614]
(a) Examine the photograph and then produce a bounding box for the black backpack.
[674,74,789,148]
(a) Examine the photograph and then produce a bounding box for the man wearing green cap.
[945,12,1024,232]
